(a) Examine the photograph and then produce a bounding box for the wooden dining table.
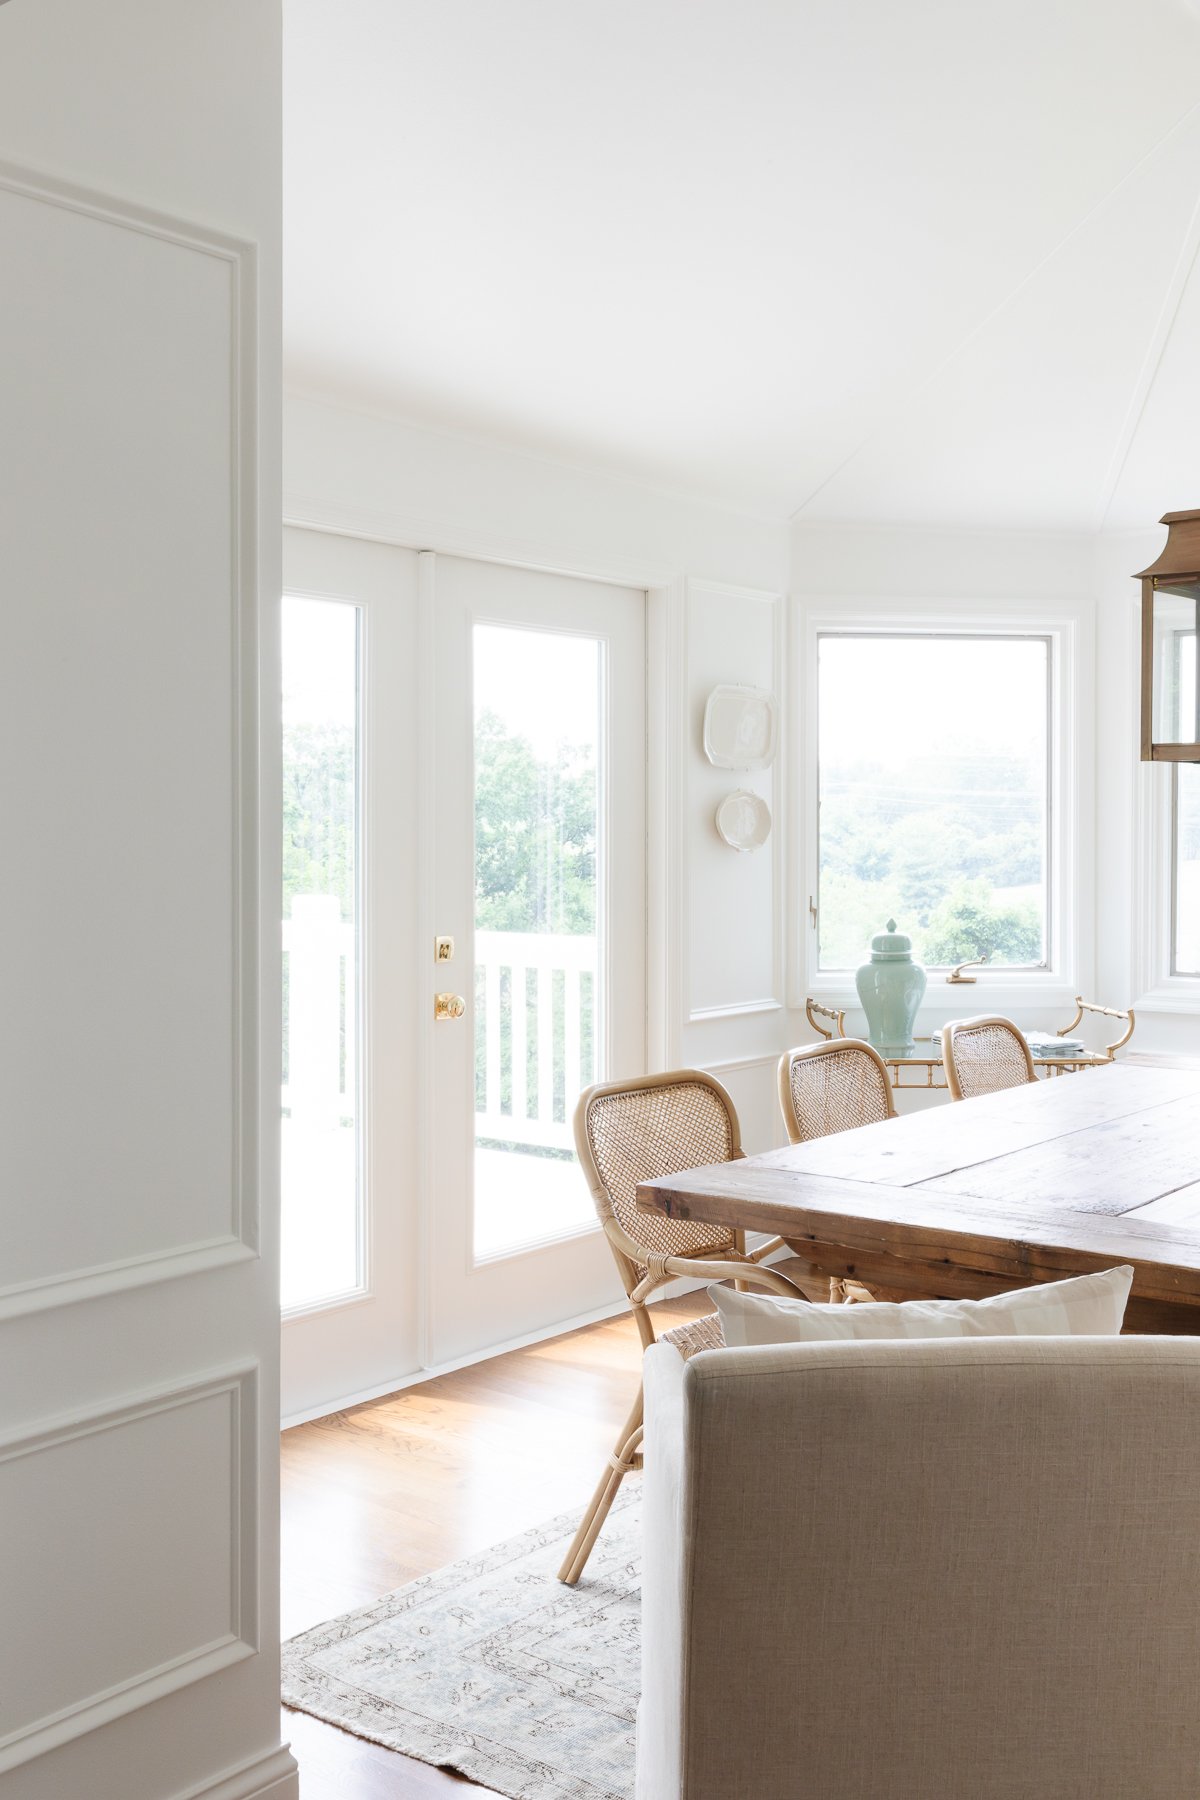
[637,1062,1200,1333]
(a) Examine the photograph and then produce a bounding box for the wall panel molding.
[686,579,786,1023]
[0,1238,257,1324]
[0,159,261,1302]
[0,1364,259,1773]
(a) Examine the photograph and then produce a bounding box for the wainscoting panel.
[0,169,257,1306]
[686,581,784,1022]
[704,1054,790,1154]
[0,1368,257,1772]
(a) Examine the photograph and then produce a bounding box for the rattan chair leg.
[557,1385,644,1586]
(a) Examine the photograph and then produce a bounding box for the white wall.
[285,393,787,592]
[0,5,292,1799]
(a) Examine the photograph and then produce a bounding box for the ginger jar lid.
[869,918,914,962]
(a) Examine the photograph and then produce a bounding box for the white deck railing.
[282,906,595,1155]
[282,895,356,1130]
[475,929,597,1153]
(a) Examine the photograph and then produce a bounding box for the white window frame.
[794,596,1092,1021]
[1132,759,1200,1010]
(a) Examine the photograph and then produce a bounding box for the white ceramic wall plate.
[703,684,778,770]
[715,789,771,851]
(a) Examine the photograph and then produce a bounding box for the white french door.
[280,531,647,1417]
[280,527,423,1421]
[425,554,646,1365]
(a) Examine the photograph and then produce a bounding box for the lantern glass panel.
[1151,579,1200,748]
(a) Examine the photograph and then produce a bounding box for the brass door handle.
[434,992,466,1021]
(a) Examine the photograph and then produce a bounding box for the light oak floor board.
[281,1292,707,1797]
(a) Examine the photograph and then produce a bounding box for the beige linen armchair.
[639,1333,1200,1800]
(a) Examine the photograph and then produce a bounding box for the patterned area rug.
[282,1487,641,1800]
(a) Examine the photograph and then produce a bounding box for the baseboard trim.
[280,1278,708,1429]
[173,1743,298,1800]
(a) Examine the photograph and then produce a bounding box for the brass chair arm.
[805,997,846,1040]
[1057,996,1136,1059]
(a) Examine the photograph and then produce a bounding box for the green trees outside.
[819,744,1045,969]
[474,709,596,934]
[282,710,1043,979]
[282,711,597,933]
[283,721,355,918]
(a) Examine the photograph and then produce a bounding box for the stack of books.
[1025,1031,1089,1060]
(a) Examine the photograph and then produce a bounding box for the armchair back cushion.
[640,1335,1200,1800]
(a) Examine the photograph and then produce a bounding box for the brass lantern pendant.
[1137,510,1200,762]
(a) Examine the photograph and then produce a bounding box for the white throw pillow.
[709,1265,1134,1346]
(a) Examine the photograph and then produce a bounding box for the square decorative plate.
[703,685,777,769]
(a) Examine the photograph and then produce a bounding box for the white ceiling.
[284,0,1200,528]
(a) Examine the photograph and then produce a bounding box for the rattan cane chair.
[778,1038,896,1144]
[558,1069,809,1586]
[778,1038,897,1301]
[942,1014,1036,1101]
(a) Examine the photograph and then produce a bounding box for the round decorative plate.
[715,789,771,851]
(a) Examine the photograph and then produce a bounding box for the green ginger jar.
[855,919,926,1058]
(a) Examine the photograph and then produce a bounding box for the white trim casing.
[171,1745,300,1800]
[646,579,687,1069]
[792,595,1095,1018]
[1133,754,1200,1012]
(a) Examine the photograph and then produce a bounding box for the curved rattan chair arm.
[746,1235,788,1262]
[603,1219,807,1303]
[627,1256,808,1304]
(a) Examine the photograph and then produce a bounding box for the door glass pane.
[281,597,361,1310]
[473,624,601,1259]
[817,634,1050,969]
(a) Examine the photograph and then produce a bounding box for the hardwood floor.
[281,1293,707,1797]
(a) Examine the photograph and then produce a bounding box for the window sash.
[814,629,1053,973]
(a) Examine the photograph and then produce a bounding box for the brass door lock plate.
[434,991,466,1021]
[435,935,455,963]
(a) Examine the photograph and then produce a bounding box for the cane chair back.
[778,1038,896,1145]
[942,1015,1036,1101]
[576,1071,742,1289]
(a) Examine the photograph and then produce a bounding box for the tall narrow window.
[281,597,362,1310]
[817,634,1051,970]
[473,624,601,1260]
[1173,764,1200,977]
